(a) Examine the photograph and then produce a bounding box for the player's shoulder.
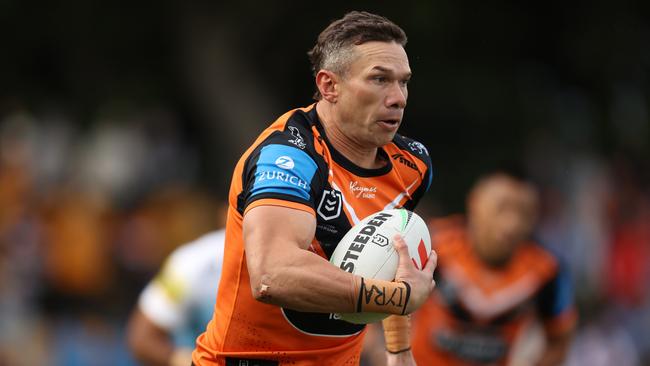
[515,240,561,277]
[255,105,321,156]
[241,105,327,182]
[233,107,328,215]
[391,133,432,165]
[388,133,434,193]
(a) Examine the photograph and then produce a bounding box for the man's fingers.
[394,236,437,274]
[392,235,412,266]
[393,234,408,253]
[393,234,406,247]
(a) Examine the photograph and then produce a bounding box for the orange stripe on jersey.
[308,238,328,259]
[245,198,315,216]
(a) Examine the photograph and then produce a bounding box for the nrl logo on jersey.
[317,189,342,221]
[408,141,429,156]
[349,181,377,199]
[287,126,306,149]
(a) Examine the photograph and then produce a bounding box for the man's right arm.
[244,204,357,312]
[243,205,436,314]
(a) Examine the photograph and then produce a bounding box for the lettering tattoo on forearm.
[363,283,404,307]
[356,278,411,315]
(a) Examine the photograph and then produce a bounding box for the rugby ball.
[329,208,431,324]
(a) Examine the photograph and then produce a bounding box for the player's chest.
[322,166,411,215]
[313,171,409,259]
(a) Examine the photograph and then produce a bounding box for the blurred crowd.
[0,100,649,366]
[530,150,650,366]
[0,104,222,366]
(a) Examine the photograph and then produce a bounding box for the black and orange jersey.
[193,104,433,366]
[411,216,577,366]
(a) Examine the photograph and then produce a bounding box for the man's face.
[468,178,538,267]
[333,41,411,148]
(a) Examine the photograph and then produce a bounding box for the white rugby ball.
[329,208,432,324]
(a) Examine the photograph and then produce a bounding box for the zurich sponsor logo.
[257,170,308,189]
[275,156,295,170]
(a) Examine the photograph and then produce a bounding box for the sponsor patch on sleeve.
[250,144,318,201]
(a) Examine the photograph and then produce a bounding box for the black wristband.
[400,281,411,315]
[356,277,365,313]
[386,346,411,354]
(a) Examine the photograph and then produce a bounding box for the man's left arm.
[383,315,416,366]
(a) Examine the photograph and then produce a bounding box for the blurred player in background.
[127,229,225,366]
[411,172,577,366]
[192,10,436,366]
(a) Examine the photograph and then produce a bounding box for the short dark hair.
[308,11,408,99]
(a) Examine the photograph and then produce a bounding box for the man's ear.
[315,70,339,103]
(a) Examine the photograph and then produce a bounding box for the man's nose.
[386,82,407,109]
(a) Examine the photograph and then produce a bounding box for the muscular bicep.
[244,204,316,251]
[241,204,358,313]
[243,205,316,295]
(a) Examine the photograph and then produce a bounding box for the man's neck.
[315,102,386,170]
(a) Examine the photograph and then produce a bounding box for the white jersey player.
[127,230,225,366]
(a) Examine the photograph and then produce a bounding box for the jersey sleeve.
[535,259,578,336]
[240,131,326,215]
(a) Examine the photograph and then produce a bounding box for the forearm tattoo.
[356,278,411,315]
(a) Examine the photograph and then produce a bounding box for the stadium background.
[1,1,649,365]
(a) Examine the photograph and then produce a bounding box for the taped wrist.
[382,315,411,354]
[351,277,411,315]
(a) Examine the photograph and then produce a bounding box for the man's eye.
[400,79,410,87]
[373,76,387,83]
